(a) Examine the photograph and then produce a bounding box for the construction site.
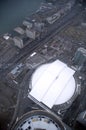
[0,0,86,130]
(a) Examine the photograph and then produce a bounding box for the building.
[23,20,33,29]
[25,52,46,69]
[29,59,79,109]
[26,27,40,40]
[73,47,86,70]
[8,63,24,79]
[12,26,32,49]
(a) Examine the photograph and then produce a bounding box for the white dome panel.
[55,77,75,105]
[29,60,75,108]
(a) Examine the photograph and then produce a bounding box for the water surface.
[0,0,44,34]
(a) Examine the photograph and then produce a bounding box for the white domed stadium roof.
[29,60,75,108]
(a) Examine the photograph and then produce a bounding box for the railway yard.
[0,0,86,130]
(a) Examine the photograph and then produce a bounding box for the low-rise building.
[8,63,25,79]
